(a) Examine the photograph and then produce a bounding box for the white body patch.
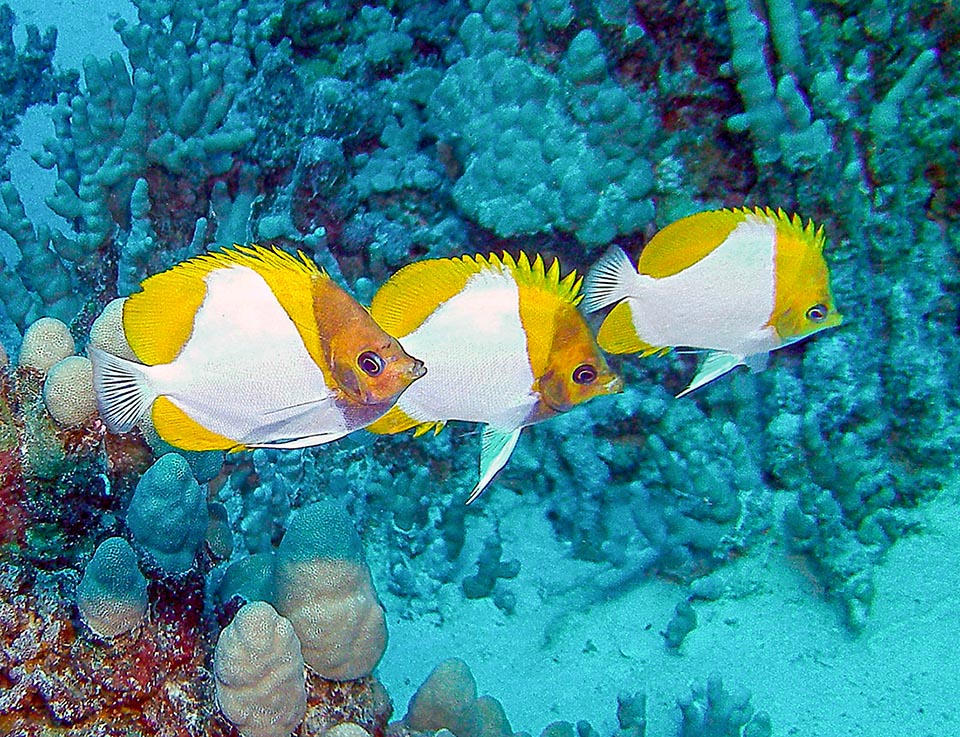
[145,265,346,444]
[394,269,536,430]
[629,217,780,356]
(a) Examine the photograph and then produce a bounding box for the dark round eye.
[572,363,598,385]
[358,351,385,376]
[806,303,829,323]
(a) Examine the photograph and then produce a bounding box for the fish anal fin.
[152,396,240,451]
[597,302,664,356]
[365,405,435,436]
[413,420,446,438]
[466,426,522,504]
[677,351,745,397]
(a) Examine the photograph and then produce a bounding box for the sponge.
[126,453,208,574]
[273,502,387,680]
[76,536,149,639]
[214,601,307,737]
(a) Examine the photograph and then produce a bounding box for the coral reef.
[0,0,958,733]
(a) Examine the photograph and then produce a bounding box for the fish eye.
[572,363,598,385]
[358,351,385,376]
[806,303,829,323]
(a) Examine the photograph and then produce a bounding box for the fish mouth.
[604,375,625,394]
[408,359,427,380]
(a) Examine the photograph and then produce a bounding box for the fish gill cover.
[0,0,957,735]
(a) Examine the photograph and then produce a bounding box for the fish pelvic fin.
[677,351,746,397]
[466,426,523,504]
[88,344,158,433]
[247,431,348,449]
[582,246,639,313]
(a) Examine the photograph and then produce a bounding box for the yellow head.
[536,303,624,417]
[767,210,843,343]
[506,252,623,421]
[314,276,425,406]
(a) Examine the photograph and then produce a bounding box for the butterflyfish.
[583,207,842,396]
[366,252,623,503]
[89,245,425,451]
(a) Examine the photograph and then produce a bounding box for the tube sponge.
[76,536,148,639]
[214,601,307,737]
[126,453,208,574]
[273,501,387,680]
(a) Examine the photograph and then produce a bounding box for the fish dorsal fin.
[370,251,582,342]
[767,207,828,303]
[639,209,749,278]
[500,251,582,306]
[466,426,523,504]
[596,301,666,356]
[124,245,326,366]
[365,404,444,437]
[370,256,487,338]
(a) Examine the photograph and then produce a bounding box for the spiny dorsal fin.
[370,251,583,340]
[495,251,582,306]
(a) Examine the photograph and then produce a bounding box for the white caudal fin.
[582,246,639,313]
[465,426,523,504]
[88,344,158,433]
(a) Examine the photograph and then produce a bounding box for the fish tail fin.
[582,246,639,313]
[88,344,158,433]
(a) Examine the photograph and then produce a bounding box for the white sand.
[378,478,960,736]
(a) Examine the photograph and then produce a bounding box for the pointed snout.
[408,358,427,380]
[605,375,625,394]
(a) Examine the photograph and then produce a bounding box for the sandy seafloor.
[4,1,959,735]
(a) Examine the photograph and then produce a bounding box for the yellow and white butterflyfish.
[583,207,843,396]
[366,251,623,503]
[89,245,425,451]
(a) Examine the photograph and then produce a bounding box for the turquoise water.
[0,1,958,735]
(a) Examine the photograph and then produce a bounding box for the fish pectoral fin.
[88,344,158,433]
[248,430,349,449]
[466,426,523,505]
[677,352,745,397]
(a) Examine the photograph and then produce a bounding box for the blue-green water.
[0,1,957,735]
